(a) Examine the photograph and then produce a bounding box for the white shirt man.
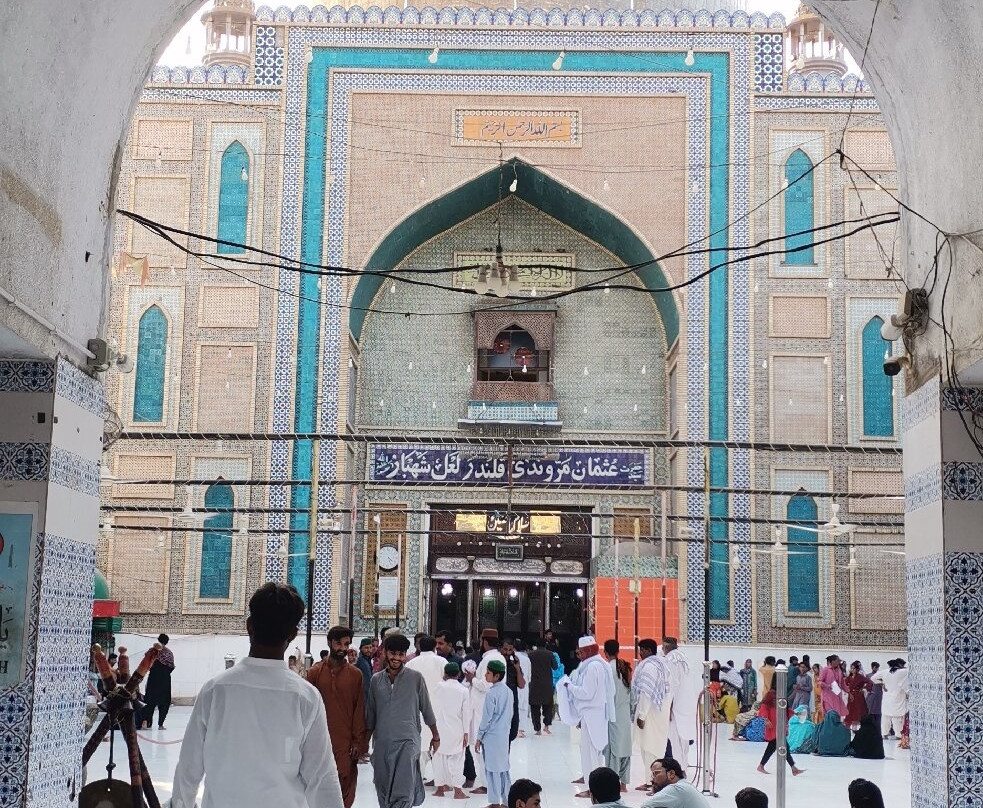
[467,633,507,794]
[662,638,697,771]
[406,639,449,780]
[877,659,909,739]
[562,636,616,793]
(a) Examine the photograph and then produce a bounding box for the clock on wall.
[378,544,400,571]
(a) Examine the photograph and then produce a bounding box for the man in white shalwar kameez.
[433,662,470,800]
[662,637,697,773]
[561,636,616,797]
[515,640,533,737]
[406,635,448,782]
[171,583,344,808]
[467,630,507,796]
[630,639,672,789]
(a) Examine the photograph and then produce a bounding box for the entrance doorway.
[429,579,587,670]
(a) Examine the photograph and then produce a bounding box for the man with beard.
[367,633,440,808]
[501,638,526,742]
[561,636,615,797]
[406,635,447,784]
[306,625,367,808]
[631,639,671,791]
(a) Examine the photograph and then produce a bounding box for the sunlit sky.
[158,0,810,65]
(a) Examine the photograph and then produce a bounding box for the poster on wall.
[0,503,38,689]
[377,576,400,608]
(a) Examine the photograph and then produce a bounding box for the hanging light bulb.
[169,264,176,277]
[156,530,165,550]
[731,547,742,569]
[753,282,759,293]
[225,379,231,391]
[466,362,473,375]
[390,281,396,294]
[530,287,537,296]
[348,357,354,368]
[419,176,426,188]
[828,277,835,288]
[839,393,845,403]
[633,403,638,413]
[227,346,233,359]
[823,356,829,365]
[408,361,413,370]
[774,526,784,550]
[641,364,647,374]
[684,49,695,66]
[155,149,163,170]
[181,489,195,522]
[603,178,610,193]
[509,176,518,193]
[306,48,314,63]
[428,46,439,64]
[238,520,249,537]
[316,277,322,290]
[761,359,768,369]
[241,166,248,182]
[431,400,437,409]
[583,366,589,376]
[521,364,527,374]
[533,403,539,412]
[583,404,588,414]
[216,438,224,452]
[552,50,565,70]
[379,398,385,408]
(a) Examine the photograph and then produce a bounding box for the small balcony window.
[477,327,549,383]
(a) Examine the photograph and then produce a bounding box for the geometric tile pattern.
[26,534,95,808]
[905,464,942,512]
[253,26,283,86]
[49,446,100,497]
[902,376,941,432]
[943,552,983,807]
[753,33,783,92]
[942,386,983,413]
[0,361,54,394]
[0,444,49,482]
[943,461,983,501]
[906,553,946,808]
[54,359,104,417]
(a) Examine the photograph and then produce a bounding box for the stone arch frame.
[349,158,681,347]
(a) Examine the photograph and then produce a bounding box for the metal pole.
[632,519,640,654]
[701,660,715,795]
[660,490,668,636]
[703,449,710,663]
[775,664,788,808]
[305,439,320,668]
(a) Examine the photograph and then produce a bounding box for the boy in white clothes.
[433,662,470,799]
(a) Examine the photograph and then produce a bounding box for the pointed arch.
[217,140,249,254]
[132,304,168,423]
[786,492,819,613]
[862,315,895,436]
[784,149,815,265]
[349,159,680,344]
[200,482,234,598]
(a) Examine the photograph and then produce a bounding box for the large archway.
[1,2,982,806]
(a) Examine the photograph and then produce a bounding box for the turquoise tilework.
[217,141,249,254]
[783,149,814,265]
[133,305,167,423]
[200,483,234,599]
[861,315,894,437]
[785,494,819,613]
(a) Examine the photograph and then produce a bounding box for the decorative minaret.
[786,3,848,77]
[201,0,256,68]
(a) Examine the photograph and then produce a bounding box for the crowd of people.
[719,653,910,767]
[130,583,897,808]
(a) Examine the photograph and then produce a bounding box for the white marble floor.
[86,707,911,807]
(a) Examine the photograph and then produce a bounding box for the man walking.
[528,638,558,735]
[563,636,615,797]
[306,625,367,808]
[475,659,512,808]
[663,637,697,772]
[433,662,470,800]
[140,633,175,729]
[501,638,526,742]
[407,635,447,783]
[171,583,343,808]
[514,640,533,737]
[631,639,671,790]
[367,633,440,808]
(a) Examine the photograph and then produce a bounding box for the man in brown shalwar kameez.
[306,625,367,808]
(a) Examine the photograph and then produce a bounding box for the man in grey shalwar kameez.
[366,633,440,808]
[603,640,632,790]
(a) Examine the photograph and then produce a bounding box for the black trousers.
[530,702,553,731]
[464,745,476,782]
[759,739,796,767]
[141,697,171,728]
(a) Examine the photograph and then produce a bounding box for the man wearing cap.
[562,636,616,797]
[476,659,512,808]
[467,629,507,796]
[433,662,471,800]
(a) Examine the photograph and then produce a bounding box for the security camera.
[883,352,911,377]
[880,314,907,342]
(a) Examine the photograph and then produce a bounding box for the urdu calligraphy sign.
[369,445,651,488]
[454,109,581,147]
[452,251,575,292]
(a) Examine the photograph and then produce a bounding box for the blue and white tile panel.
[25,534,95,808]
[905,464,942,512]
[906,552,946,808]
[902,375,940,433]
[0,444,49,482]
[0,362,54,394]
[48,447,99,498]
